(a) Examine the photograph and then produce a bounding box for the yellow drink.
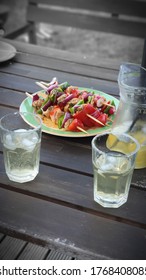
[92,132,139,208]
[107,133,146,169]
[129,131,146,169]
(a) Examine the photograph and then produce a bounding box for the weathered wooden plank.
[2,39,121,70]
[28,6,146,38]
[0,188,146,259]
[17,242,48,260]
[0,88,24,108]
[30,0,146,17]
[0,151,146,226]
[0,233,73,259]
[0,65,119,96]
[13,52,118,82]
[46,250,73,260]
[0,73,40,95]
[0,57,119,83]
[0,107,16,118]
[0,236,26,260]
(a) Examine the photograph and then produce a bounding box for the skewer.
[107,117,113,122]
[103,102,115,108]
[36,81,47,90]
[40,81,50,87]
[36,77,58,89]
[77,126,89,134]
[40,77,57,87]
[87,114,110,127]
[25,91,33,99]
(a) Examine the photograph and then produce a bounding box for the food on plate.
[31,77,116,132]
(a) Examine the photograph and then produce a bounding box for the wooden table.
[0,39,146,260]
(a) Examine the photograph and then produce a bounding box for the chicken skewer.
[25,78,116,133]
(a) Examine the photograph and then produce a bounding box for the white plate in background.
[0,41,16,62]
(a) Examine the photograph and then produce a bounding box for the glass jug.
[111,63,146,169]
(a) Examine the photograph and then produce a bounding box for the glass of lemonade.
[92,132,139,208]
[0,112,42,183]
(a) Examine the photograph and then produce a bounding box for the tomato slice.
[67,118,84,132]
[74,104,96,127]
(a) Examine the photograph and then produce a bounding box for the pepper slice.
[103,100,116,115]
[37,96,50,114]
[59,81,70,91]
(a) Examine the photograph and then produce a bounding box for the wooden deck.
[0,233,76,260]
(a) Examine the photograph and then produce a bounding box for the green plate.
[19,88,119,137]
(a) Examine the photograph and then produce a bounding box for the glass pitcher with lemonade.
[110,63,146,169]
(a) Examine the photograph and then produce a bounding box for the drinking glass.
[0,112,42,183]
[92,132,140,208]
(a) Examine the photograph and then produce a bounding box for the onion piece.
[42,99,52,111]
[58,94,75,109]
[46,82,58,94]
[32,93,39,102]
[61,112,72,128]
[96,97,106,107]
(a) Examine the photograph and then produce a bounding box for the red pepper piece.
[74,104,96,127]
[96,113,108,127]
[67,118,84,132]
